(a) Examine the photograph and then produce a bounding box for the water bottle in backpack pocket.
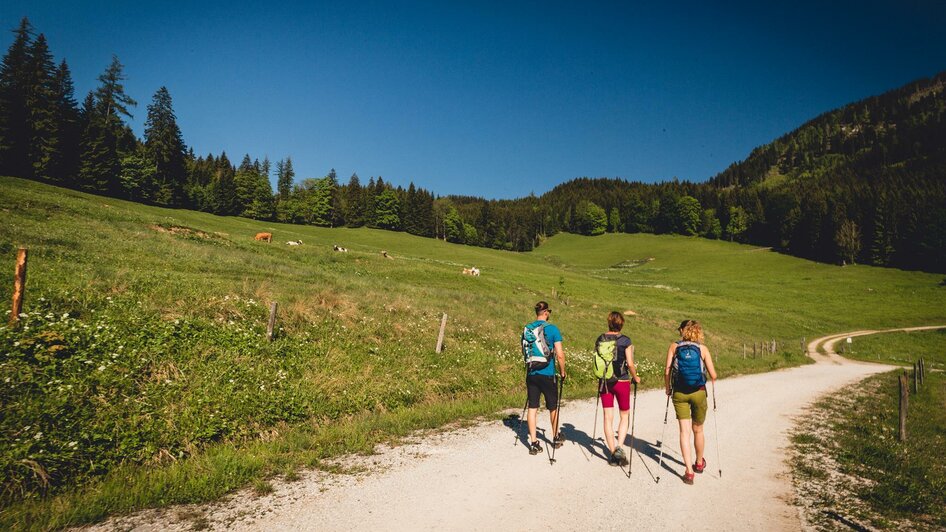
[672,341,706,389]
[522,323,552,371]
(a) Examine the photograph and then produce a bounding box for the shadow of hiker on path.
[503,412,555,451]
[625,436,684,480]
[559,422,611,462]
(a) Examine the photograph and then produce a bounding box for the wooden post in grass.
[9,248,27,327]
[913,362,919,394]
[802,337,806,354]
[266,302,278,342]
[753,342,757,358]
[899,373,908,441]
[435,313,448,353]
[743,344,746,359]
[920,358,925,385]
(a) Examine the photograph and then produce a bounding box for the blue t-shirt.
[526,320,562,376]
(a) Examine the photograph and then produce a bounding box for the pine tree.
[260,156,271,186]
[143,86,186,205]
[50,60,80,184]
[404,182,420,234]
[211,152,238,215]
[0,18,34,178]
[870,199,895,266]
[233,154,260,215]
[79,56,136,195]
[78,91,115,193]
[277,157,294,200]
[25,34,59,181]
[326,168,343,226]
[365,176,377,225]
[344,173,365,227]
[95,55,136,127]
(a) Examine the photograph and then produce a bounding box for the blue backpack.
[672,341,706,389]
[521,323,552,371]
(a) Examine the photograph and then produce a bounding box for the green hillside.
[1,176,944,529]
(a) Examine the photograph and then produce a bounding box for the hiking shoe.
[552,433,565,449]
[693,458,706,474]
[683,472,695,485]
[607,453,622,466]
[529,440,543,455]
[613,447,629,466]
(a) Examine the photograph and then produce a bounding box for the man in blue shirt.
[524,301,567,455]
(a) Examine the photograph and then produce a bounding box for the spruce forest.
[1,18,944,272]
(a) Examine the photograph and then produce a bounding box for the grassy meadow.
[1,175,945,529]
[791,370,946,529]
[841,328,946,368]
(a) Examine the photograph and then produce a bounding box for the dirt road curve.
[91,326,944,532]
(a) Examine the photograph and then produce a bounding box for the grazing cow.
[287,240,303,246]
[381,250,393,259]
[255,232,273,243]
[462,267,481,276]
[333,245,348,252]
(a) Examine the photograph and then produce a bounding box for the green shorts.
[672,388,708,424]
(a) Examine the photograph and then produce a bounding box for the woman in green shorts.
[664,320,717,485]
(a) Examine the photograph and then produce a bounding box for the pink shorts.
[600,380,631,411]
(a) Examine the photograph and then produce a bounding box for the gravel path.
[88,326,944,531]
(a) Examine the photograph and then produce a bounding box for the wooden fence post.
[899,373,908,441]
[742,343,746,359]
[435,313,448,353]
[266,302,278,342]
[913,362,919,393]
[9,248,27,327]
[919,358,924,385]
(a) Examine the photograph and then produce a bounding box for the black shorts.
[526,374,558,410]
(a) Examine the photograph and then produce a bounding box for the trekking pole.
[549,375,565,465]
[627,381,638,479]
[655,386,672,484]
[514,367,528,447]
[514,395,529,447]
[712,380,722,477]
[592,378,602,441]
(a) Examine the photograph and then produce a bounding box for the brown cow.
[254,232,273,243]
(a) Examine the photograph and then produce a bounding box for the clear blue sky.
[3,1,946,198]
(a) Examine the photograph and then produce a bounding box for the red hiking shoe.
[694,458,706,473]
[683,471,695,485]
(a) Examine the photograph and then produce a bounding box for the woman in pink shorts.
[598,311,641,466]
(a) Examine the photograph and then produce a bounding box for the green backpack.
[593,334,618,380]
